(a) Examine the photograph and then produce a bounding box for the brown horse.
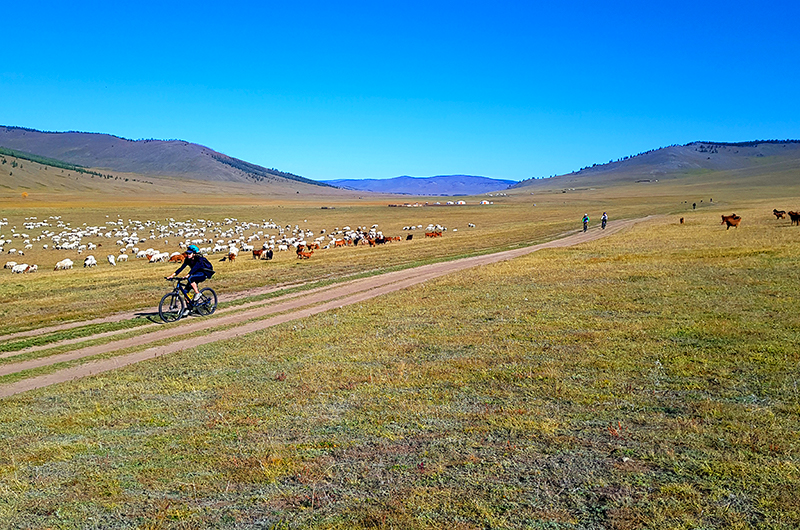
[721,214,741,229]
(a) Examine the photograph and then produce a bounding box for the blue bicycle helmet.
[186,244,199,253]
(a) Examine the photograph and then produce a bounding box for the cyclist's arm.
[169,261,189,278]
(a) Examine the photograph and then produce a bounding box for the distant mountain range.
[324,175,517,196]
[0,126,327,188]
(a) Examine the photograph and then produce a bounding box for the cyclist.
[601,212,608,229]
[582,213,589,232]
[166,245,215,306]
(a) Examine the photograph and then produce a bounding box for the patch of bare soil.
[0,219,646,398]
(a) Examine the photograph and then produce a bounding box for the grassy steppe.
[0,206,798,528]
[0,178,745,334]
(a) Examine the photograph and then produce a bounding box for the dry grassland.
[0,189,663,334]
[0,188,798,528]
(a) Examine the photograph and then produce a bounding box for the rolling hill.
[324,175,517,196]
[511,140,800,190]
[0,126,328,188]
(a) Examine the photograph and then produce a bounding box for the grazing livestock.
[252,248,264,259]
[4,261,16,269]
[84,255,97,267]
[680,217,684,224]
[54,258,74,270]
[12,263,36,273]
[117,253,128,262]
[721,214,741,230]
[297,248,313,259]
[789,211,800,226]
[773,209,787,220]
[107,254,116,266]
[168,253,184,262]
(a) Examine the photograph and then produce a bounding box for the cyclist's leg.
[187,274,205,307]
[187,274,204,296]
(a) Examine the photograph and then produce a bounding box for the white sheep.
[54,258,74,270]
[117,253,128,262]
[84,255,97,267]
[107,255,117,266]
[4,261,16,269]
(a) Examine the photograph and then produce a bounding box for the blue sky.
[2,1,799,181]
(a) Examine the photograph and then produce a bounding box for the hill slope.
[0,126,327,187]
[325,175,516,195]
[512,140,800,190]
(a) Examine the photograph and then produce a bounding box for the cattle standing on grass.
[788,211,800,226]
[774,209,787,220]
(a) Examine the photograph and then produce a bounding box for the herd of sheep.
[1,215,464,275]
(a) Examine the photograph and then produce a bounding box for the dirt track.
[0,219,646,398]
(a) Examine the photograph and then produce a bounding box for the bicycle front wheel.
[195,287,218,316]
[159,292,185,323]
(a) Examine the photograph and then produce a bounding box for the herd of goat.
[3,209,799,274]
[1,215,456,274]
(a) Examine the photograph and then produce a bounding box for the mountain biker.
[582,214,589,232]
[601,212,608,229]
[166,245,215,304]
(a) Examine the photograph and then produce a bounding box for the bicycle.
[159,277,218,323]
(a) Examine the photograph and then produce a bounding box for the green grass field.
[1,191,799,528]
[1,160,800,529]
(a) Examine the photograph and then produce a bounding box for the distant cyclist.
[582,213,589,232]
[601,212,608,229]
[166,245,215,303]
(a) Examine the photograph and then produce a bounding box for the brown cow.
[721,214,741,229]
[252,249,264,259]
[297,249,313,259]
[168,254,184,262]
[788,211,800,225]
[773,209,787,220]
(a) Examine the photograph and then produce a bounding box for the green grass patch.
[0,317,152,354]
[0,209,798,528]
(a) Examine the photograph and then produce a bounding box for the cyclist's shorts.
[187,273,207,285]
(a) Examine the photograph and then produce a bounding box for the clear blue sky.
[2,1,799,181]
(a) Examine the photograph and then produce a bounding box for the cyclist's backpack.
[197,255,215,278]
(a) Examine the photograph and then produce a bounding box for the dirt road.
[0,219,645,398]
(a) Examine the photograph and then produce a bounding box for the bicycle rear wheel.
[195,287,218,316]
[159,292,185,323]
